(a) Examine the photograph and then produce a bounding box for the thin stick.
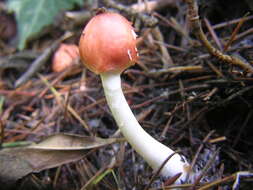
[185,0,253,73]
[223,13,249,52]
[14,32,73,88]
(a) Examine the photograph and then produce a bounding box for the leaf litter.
[0,133,121,185]
[1,0,253,189]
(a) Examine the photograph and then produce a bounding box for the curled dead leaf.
[0,133,122,187]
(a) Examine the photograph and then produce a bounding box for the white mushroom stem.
[100,72,191,183]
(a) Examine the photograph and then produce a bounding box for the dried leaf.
[0,133,120,186]
[29,133,119,150]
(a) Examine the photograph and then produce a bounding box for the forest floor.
[0,0,253,189]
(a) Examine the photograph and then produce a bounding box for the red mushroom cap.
[79,12,138,74]
[52,43,79,72]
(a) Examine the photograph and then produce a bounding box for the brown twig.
[148,65,204,76]
[185,0,253,73]
[198,171,253,190]
[190,130,215,176]
[130,0,177,13]
[14,32,74,88]
[144,152,184,190]
[152,27,174,67]
[103,0,158,27]
[204,18,222,51]
[212,15,253,30]
[223,13,250,52]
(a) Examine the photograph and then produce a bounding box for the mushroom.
[79,12,191,183]
[52,43,79,72]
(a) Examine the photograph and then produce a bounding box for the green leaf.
[7,0,84,50]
